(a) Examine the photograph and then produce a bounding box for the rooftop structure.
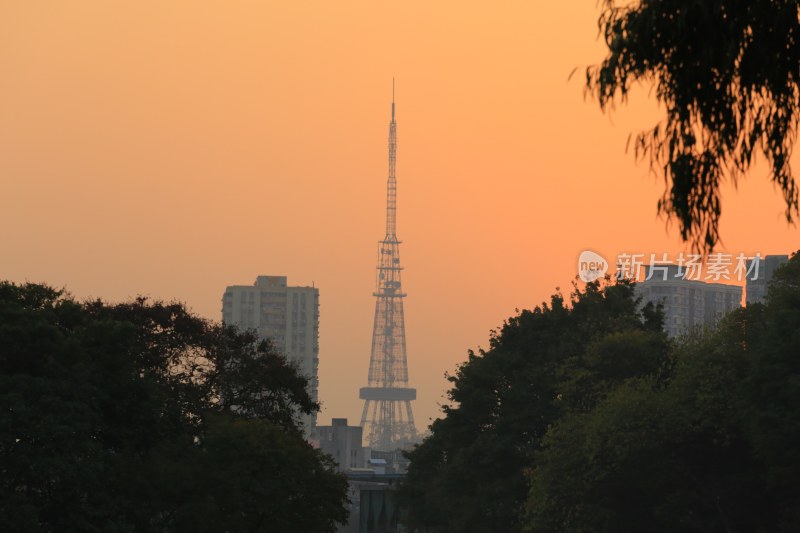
[317,418,365,472]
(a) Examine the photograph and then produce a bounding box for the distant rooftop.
[255,275,287,288]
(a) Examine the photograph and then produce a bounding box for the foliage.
[400,253,800,531]
[171,415,347,533]
[0,282,348,532]
[396,279,668,533]
[589,1,800,252]
[526,313,766,531]
[526,252,800,531]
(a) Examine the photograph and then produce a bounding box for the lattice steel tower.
[359,85,418,451]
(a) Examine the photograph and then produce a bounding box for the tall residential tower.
[359,88,418,451]
[636,265,742,338]
[221,275,320,434]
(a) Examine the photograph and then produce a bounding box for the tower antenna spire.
[359,86,417,452]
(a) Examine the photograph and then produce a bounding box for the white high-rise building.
[221,275,319,434]
[636,264,742,338]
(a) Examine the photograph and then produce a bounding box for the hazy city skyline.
[2,2,798,430]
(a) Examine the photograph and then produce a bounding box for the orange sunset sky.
[2,2,798,430]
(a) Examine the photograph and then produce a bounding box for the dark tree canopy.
[399,253,800,532]
[0,282,348,533]
[395,279,668,533]
[527,252,800,531]
[589,0,800,252]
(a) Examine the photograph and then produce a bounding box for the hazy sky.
[2,1,797,430]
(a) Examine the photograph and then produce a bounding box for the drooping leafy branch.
[588,0,800,252]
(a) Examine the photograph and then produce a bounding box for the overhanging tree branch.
[588,0,800,253]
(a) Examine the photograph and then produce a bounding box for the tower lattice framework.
[359,88,418,451]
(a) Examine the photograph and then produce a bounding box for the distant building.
[636,264,742,338]
[367,449,410,475]
[337,471,405,533]
[221,275,319,434]
[316,419,407,533]
[367,458,387,475]
[746,254,790,305]
[317,418,365,471]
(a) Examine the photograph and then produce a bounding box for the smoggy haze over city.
[2,1,798,429]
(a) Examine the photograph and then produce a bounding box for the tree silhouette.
[589,0,800,252]
[0,282,348,532]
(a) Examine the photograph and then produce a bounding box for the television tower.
[359,83,418,451]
